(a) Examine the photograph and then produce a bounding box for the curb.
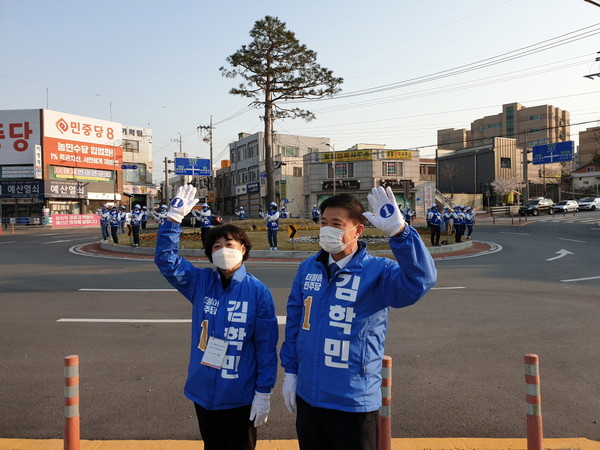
[98,240,474,259]
[1,437,598,450]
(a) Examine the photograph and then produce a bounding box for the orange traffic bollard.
[524,354,543,450]
[64,355,80,450]
[378,355,392,450]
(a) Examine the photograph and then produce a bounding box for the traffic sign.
[288,224,298,239]
[532,141,573,165]
[174,158,211,176]
[121,164,138,170]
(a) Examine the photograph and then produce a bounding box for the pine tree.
[221,16,343,203]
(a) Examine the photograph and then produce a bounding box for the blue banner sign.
[174,158,211,176]
[121,164,138,170]
[532,141,573,165]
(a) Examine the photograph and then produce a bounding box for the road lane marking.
[560,275,600,283]
[79,288,177,292]
[499,232,530,236]
[0,241,16,245]
[43,237,95,245]
[57,316,288,325]
[546,249,573,261]
[557,238,586,243]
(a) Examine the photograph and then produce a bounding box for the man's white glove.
[282,372,298,414]
[249,391,271,427]
[363,186,405,236]
[166,184,199,223]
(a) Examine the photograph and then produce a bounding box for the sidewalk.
[1,437,598,449]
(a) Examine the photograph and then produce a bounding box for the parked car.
[552,200,579,213]
[519,198,554,216]
[577,197,600,211]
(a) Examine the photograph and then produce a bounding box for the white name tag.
[201,337,229,369]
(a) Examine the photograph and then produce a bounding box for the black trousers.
[194,403,256,450]
[110,226,119,244]
[296,395,378,450]
[430,224,440,245]
[131,224,140,245]
[267,229,278,248]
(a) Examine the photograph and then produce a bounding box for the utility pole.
[522,131,530,203]
[324,143,336,195]
[171,132,183,154]
[198,117,214,190]
[163,157,173,203]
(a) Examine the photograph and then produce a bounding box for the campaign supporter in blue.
[427,204,442,246]
[464,207,475,240]
[119,205,127,234]
[401,204,413,225]
[192,203,213,246]
[280,187,436,450]
[141,206,148,230]
[97,204,110,242]
[311,205,320,224]
[263,202,279,251]
[152,205,168,227]
[452,206,464,243]
[235,206,246,220]
[154,184,279,450]
[130,204,143,247]
[441,207,452,244]
[425,206,432,228]
[280,207,289,219]
[108,206,120,244]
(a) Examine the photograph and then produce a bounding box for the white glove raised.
[363,186,405,236]
[166,184,199,223]
[282,372,298,414]
[249,391,271,427]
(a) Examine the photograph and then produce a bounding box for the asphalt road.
[0,213,598,441]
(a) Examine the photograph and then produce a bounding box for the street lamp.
[323,142,336,195]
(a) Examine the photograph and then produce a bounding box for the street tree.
[220,15,343,204]
[491,175,525,204]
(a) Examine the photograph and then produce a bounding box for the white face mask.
[212,247,244,271]
[319,225,358,254]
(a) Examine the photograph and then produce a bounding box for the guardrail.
[1,217,45,227]
[490,206,520,216]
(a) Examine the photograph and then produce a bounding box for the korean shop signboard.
[42,109,122,171]
[0,109,42,165]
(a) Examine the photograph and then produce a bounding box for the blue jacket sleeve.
[279,266,306,375]
[378,225,437,308]
[154,220,201,303]
[254,283,279,393]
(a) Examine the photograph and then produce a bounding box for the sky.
[2,0,600,183]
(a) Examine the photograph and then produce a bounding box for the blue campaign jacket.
[154,221,279,410]
[266,211,279,230]
[280,225,436,412]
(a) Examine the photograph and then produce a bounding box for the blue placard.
[532,141,573,165]
[174,158,211,176]
[121,164,138,170]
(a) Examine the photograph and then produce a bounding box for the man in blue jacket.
[280,186,436,450]
[155,185,279,450]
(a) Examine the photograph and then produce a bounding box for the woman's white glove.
[362,186,405,236]
[249,391,271,427]
[282,372,298,414]
[166,185,199,223]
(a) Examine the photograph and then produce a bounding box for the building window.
[293,166,302,177]
[383,161,396,176]
[249,168,258,182]
[123,163,147,183]
[588,167,595,172]
[500,157,511,169]
[487,122,502,129]
[123,139,139,153]
[328,162,354,178]
[583,181,589,185]
[248,143,258,158]
[529,114,541,120]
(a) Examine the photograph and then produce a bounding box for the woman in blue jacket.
[154,185,279,450]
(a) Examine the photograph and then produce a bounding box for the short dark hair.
[203,224,252,262]
[319,194,366,225]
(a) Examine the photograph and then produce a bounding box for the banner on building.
[0,109,41,165]
[42,110,122,171]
